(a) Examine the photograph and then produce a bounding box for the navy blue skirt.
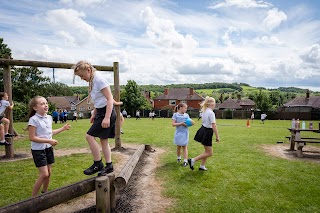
[87,106,116,139]
[194,125,213,147]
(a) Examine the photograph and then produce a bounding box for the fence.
[133,109,320,120]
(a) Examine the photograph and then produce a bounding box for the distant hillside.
[70,83,319,98]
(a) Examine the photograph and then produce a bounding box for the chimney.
[164,88,169,95]
[189,88,194,95]
[306,89,310,99]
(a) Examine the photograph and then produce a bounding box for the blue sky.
[1,0,320,91]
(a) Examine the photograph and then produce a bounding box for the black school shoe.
[0,141,11,146]
[187,158,194,170]
[84,161,104,175]
[5,133,15,138]
[98,164,114,176]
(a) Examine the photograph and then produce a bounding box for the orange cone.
[246,119,250,128]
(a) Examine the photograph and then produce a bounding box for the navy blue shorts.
[32,147,55,167]
[87,106,116,139]
[194,125,213,147]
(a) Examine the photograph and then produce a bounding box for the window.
[169,100,176,106]
[180,100,187,104]
[71,106,76,110]
[88,106,92,110]
[80,107,85,111]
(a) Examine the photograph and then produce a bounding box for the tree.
[0,38,13,90]
[122,80,146,116]
[253,90,272,112]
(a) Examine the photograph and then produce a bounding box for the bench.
[285,136,320,141]
[293,139,320,157]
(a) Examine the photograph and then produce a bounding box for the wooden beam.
[114,144,145,190]
[0,58,114,71]
[2,55,14,158]
[0,177,96,213]
[113,62,122,149]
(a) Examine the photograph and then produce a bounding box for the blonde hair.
[72,60,96,103]
[200,96,216,112]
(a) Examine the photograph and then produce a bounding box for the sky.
[1,0,320,91]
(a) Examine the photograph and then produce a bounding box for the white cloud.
[300,44,320,65]
[263,8,287,31]
[59,0,106,7]
[140,7,198,55]
[45,9,117,46]
[209,0,272,9]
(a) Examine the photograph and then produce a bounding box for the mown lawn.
[1,118,320,212]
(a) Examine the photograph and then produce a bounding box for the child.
[0,92,15,138]
[261,112,267,124]
[172,103,194,167]
[27,96,70,196]
[0,124,11,145]
[188,96,220,171]
[73,60,115,176]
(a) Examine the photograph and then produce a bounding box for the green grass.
[1,118,320,212]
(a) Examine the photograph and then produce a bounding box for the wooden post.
[96,176,110,213]
[114,144,145,190]
[113,62,121,149]
[3,55,14,158]
[107,173,116,210]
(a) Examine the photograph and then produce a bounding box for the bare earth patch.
[261,143,320,163]
[1,143,173,212]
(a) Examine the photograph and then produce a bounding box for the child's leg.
[194,146,212,162]
[0,124,4,141]
[41,164,52,193]
[100,138,111,163]
[86,134,101,161]
[1,117,10,134]
[182,146,188,161]
[32,166,50,197]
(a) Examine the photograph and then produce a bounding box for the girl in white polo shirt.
[27,96,70,197]
[188,96,220,171]
[73,60,116,176]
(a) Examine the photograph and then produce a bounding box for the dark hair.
[174,103,187,112]
[0,92,6,99]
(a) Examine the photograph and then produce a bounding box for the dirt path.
[261,143,320,163]
[1,143,173,213]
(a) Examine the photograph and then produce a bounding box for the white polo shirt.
[201,108,216,128]
[0,100,10,115]
[28,113,53,150]
[90,72,110,109]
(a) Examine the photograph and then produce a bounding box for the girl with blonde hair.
[73,60,116,176]
[188,96,220,171]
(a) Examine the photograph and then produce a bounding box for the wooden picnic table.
[287,128,320,157]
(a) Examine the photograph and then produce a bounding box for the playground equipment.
[0,58,122,158]
[0,144,149,213]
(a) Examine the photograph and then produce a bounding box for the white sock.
[177,156,181,160]
[0,140,5,143]
[200,165,206,169]
[183,159,188,163]
[191,158,195,166]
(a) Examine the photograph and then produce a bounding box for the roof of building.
[47,96,80,109]
[218,98,243,109]
[154,88,203,101]
[283,96,320,108]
